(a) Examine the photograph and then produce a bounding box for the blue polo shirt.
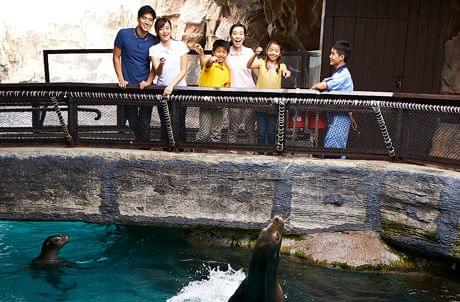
[114,28,159,84]
[324,64,354,92]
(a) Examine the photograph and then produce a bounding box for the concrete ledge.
[0,147,458,260]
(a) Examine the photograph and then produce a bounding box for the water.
[0,221,458,302]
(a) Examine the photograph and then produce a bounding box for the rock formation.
[0,1,145,83]
[0,0,322,83]
[152,0,322,50]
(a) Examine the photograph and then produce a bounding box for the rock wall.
[0,147,458,262]
[0,1,150,83]
[152,0,322,50]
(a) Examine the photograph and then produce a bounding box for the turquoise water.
[0,221,459,302]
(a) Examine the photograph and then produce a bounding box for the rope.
[2,90,457,114]
[373,105,395,157]
[49,96,72,143]
[288,97,460,114]
[276,97,285,152]
[160,95,175,147]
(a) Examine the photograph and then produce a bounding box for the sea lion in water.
[229,215,285,302]
[30,234,82,294]
[32,235,70,267]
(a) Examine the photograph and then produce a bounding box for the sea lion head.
[255,215,284,257]
[37,235,70,261]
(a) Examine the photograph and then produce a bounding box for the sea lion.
[30,234,81,294]
[229,215,285,302]
[32,235,70,267]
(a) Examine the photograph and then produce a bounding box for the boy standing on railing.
[113,5,159,143]
[311,40,354,158]
[193,40,231,142]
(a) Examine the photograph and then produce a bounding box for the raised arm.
[113,46,128,88]
[151,56,166,77]
[247,46,263,69]
[193,44,208,69]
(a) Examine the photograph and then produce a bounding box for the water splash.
[167,264,245,302]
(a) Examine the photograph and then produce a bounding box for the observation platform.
[0,82,459,261]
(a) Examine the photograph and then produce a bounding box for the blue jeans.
[257,112,277,145]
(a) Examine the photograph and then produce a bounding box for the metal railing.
[0,82,459,170]
[43,48,310,87]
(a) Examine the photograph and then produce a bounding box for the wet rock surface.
[283,231,400,268]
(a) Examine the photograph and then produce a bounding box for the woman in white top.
[226,23,258,144]
[149,17,189,143]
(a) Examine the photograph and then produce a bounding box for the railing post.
[299,51,308,88]
[49,95,73,145]
[67,95,78,145]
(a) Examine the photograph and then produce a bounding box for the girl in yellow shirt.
[247,40,291,146]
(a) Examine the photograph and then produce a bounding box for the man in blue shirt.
[312,40,354,158]
[113,5,159,143]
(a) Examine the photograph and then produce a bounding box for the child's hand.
[283,69,291,78]
[209,56,218,64]
[255,47,263,55]
[194,44,204,56]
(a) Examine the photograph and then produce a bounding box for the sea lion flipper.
[228,278,246,302]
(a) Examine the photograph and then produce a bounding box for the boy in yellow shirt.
[194,40,231,142]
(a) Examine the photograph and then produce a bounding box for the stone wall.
[0,147,458,261]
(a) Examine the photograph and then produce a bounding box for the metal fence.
[43,48,313,87]
[0,82,459,170]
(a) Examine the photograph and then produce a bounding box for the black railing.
[0,83,459,170]
[43,48,312,87]
[42,48,312,132]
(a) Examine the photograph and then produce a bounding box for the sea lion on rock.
[229,215,285,302]
[32,235,70,267]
